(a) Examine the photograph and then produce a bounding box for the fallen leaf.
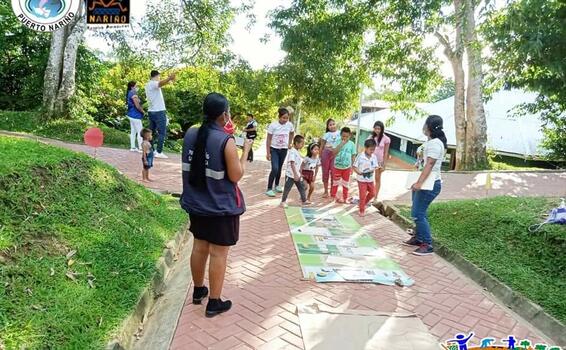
[67,259,75,267]
[66,250,77,259]
[65,271,80,282]
[50,268,55,276]
[24,288,32,296]
[31,305,44,311]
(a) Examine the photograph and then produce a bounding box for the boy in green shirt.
[331,127,357,203]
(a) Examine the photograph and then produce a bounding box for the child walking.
[301,143,321,202]
[281,135,310,207]
[141,128,154,182]
[331,127,357,203]
[353,139,379,216]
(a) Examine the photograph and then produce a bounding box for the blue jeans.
[411,180,441,245]
[148,111,167,153]
[267,147,288,190]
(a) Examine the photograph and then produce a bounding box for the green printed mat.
[285,207,414,286]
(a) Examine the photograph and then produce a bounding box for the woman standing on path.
[370,121,390,200]
[320,118,340,198]
[265,108,295,197]
[126,81,144,152]
[180,93,252,317]
[243,113,258,162]
[403,115,446,256]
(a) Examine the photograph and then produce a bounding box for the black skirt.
[189,214,240,246]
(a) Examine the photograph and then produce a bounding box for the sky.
[85,0,452,85]
[85,0,290,69]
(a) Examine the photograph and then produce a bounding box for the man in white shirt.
[145,70,176,159]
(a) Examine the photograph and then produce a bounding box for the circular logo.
[11,0,81,32]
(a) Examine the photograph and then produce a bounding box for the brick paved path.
[3,133,557,349]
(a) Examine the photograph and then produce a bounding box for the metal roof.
[348,90,549,158]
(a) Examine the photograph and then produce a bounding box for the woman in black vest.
[181,93,252,317]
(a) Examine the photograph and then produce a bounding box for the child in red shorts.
[301,143,321,202]
[353,138,379,216]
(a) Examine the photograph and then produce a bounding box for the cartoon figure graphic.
[519,340,532,350]
[481,338,496,348]
[503,335,517,349]
[27,0,64,19]
[447,333,475,350]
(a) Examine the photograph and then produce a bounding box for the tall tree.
[140,0,247,68]
[0,1,50,110]
[272,0,491,170]
[484,0,566,160]
[271,2,370,125]
[42,0,87,117]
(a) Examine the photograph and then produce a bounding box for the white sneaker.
[154,152,168,159]
[130,148,138,152]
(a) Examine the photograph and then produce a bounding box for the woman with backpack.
[243,113,258,162]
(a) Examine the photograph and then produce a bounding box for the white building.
[348,89,549,169]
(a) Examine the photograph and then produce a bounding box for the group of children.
[281,126,381,217]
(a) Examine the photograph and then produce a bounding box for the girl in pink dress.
[320,118,340,198]
[370,121,390,200]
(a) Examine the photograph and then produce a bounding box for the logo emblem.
[86,0,129,26]
[11,0,81,32]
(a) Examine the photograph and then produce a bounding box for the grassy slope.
[1,111,131,148]
[0,136,186,349]
[398,197,566,323]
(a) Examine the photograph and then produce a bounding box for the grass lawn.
[0,111,182,152]
[0,136,187,349]
[397,197,566,323]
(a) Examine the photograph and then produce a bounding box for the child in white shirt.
[281,135,309,207]
[301,143,321,202]
[353,139,379,216]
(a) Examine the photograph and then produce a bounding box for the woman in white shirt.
[404,115,446,256]
[265,108,295,197]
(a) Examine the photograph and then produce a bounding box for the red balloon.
[84,128,104,148]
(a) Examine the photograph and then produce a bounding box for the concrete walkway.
[4,133,563,349]
[15,133,564,202]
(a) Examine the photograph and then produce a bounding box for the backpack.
[529,198,566,232]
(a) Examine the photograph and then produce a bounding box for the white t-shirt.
[302,156,321,171]
[145,80,166,112]
[353,152,379,182]
[423,138,445,181]
[285,148,303,178]
[245,120,258,138]
[322,131,340,148]
[267,121,295,149]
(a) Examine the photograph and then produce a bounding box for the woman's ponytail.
[189,93,229,189]
[425,115,447,148]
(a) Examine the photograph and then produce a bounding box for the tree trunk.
[53,13,87,115]
[435,0,467,170]
[463,0,488,169]
[42,1,85,118]
[43,29,66,114]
